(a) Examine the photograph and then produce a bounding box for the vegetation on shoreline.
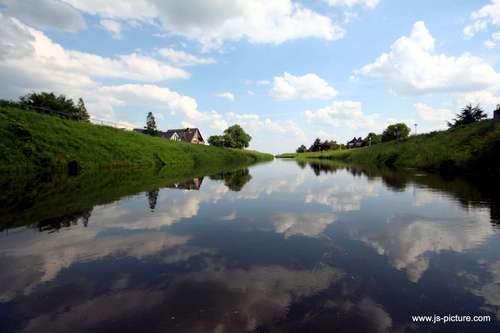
[278,120,500,175]
[0,106,273,174]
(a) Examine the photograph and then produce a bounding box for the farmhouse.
[346,137,364,149]
[163,128,205,144]
[134,127,205,144]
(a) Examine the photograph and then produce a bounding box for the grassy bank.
[0,106,273,174]
[280,120,500,175]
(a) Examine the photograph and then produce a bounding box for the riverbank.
[278,120,500,175]
[0,106,273,174]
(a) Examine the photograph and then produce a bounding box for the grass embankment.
[279,120,500,175]
[0,106,273,173]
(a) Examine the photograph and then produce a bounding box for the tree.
[296,144,307,153]
[448,104,487,128]
[321,140,339,151]
[208,135,225,147]
[19,92,89,121]
[364,132,381,146]
[309,138,322,152]
[76,98,90,122]
[144,112,159,136]
[222,124,251,149]
[382,123,410,142]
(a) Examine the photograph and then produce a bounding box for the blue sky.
[1,0,500,153]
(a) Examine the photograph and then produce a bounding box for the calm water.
[1,159,500,332]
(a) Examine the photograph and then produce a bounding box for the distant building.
[134,127,205,144]
[346,137,364,149]
[495,107,500,123]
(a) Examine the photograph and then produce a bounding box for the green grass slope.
[0,107,273,173]
[283,120,500,175]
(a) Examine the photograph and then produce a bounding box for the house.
[346,137,364,149]
[133,127,205,144]
[163,128,205,144]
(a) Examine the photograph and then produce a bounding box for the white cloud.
[272,212,337,238]
[215,92,235,102]
[304,100,380,129]
[0,0,86,32]
[357,21,500,95]
[455,90,500,113]
[484,39,496,48]
[60,0,344,51]
[62,0,157,21]
[257,80,270,85]
[0,14,189,85]
[98,84,202,119]
[414,103,453,123]
[324,0,380,9]
[100,19,122,39]
[269,72,338,100]
[464,0,500,38]
[354,207,494,283]
[158,48,215,66]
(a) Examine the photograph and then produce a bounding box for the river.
[1,159,499,332]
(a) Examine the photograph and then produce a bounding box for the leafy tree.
[19,92,89,121]
[76,98,90,122]
[296,144,307,153]
[364,132,381,146]
[321,140,339,151]
[309,138,322,152]
[144,112,159,136]
[448,104,487,128]
[208,135,225,147]
[223,124,252,149]
[382,123,410,142]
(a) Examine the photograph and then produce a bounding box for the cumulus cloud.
[272,212,336,238]
[59,0,344,51]
[100,19,123,39]
[0,0,86,32]
[354,207,494,282]
[357,21,500,95]
[464,0,500,40]
[215,92,235,102]
[304,100,380,129]
[158,48,215,66]
[0,14,188,86]
[269,72,338,100]
[324,0,380,9]
[414,102,453,123]
[455,90,500,113]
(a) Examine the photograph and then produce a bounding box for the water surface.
[1,160,500,332]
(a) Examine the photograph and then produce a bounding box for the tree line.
[295,104,497,154]
[0,92,90,122]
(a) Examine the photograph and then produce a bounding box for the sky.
[1,0,500,153]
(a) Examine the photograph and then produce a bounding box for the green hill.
[279,120,500,175]
[0,106,273,174]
